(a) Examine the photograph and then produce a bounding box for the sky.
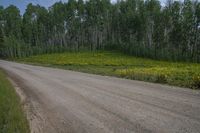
[0,0,177,14]
[0,0,67,14]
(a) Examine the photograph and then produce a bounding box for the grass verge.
[0,70,29,133]
[15,51,200,89]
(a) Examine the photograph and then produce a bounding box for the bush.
[156,74,167,83]
[192,75,200,89]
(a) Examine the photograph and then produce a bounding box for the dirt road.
[0,60,200,133]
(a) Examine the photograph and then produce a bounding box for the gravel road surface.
[0,60,200,133]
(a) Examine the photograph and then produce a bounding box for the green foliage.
[0,28,4,57]
[0,70,29,133]
[192,74,200,89]
[0,1,200,62]
[3,5,22,39]
[17,51,200,88]
[0,28,4,47]
[2,36,29,58]
[156,74,167,83]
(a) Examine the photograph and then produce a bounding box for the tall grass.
[0,70,29,133]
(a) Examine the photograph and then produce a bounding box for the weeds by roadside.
[0,70,29,133]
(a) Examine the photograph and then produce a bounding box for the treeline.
[0,0,200,62]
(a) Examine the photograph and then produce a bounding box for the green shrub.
[192,75,200,89]
[156,74,167,83]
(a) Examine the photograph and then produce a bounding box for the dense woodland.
[0,0,200,62]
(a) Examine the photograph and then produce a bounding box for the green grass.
[0,70,29,133]
[16,51,200,89]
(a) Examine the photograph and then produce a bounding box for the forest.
[0,0,200,62]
